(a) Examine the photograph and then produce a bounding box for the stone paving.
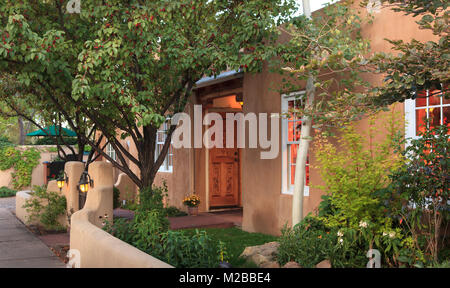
[0,208,65,268]
[0,197,16,212]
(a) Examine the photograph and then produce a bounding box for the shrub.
[0,186,16,198]
[138,183,170,230]
[104,209,225,268]
[308,115,421,267]
[165,206,187,217]
[277,216,368,268]
[378,124,449,263]
[33,137,78,146]
[113,187,121,209]
[161,229,222,268]
[0,136,12,148]
[22,186,67,231]
[278,217,336,267]
[0,146,41,189]
[314,118,403,231]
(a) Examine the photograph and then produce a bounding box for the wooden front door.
[209,113,240,208]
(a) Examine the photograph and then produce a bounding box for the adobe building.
[104,1,448,236]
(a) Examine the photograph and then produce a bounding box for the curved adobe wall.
[69,161,172,268]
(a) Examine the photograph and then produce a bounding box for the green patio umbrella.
[26,125,77,137]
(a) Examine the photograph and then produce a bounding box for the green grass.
[183,227,278,267]
[0,186,16,198]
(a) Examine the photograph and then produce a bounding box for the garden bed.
[182,227,278,268]
[0,186,16,198]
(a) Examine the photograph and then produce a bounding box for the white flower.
[366,0,382,14]
[359,221,368,228]
[337,230,344,237]
[389,232,396,239]
[339,238,344,245]
[382,232,388,237]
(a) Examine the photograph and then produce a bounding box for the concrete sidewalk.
[0,208,65,268]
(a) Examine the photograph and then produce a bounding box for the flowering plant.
[183,195,201,207]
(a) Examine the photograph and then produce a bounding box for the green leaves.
[0,146,40,189]
[368,1,449,106]
[278,1,376,129]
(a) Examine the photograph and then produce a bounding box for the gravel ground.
[0,196,15,212]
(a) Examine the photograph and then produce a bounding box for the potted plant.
[183,194,201,216]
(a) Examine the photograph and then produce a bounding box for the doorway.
[208,112,241,209]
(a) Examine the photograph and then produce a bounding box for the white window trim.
[405,89,450,143]
[105,143,116,162]
[156,121,173,173]
[281,91,309,196]
[404,98,416,141]
[404,92,450,208]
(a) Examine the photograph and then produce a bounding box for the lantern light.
[78,171,93,193]
[57,172,68,192]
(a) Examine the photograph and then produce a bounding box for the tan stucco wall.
[0,146,83,190]
[70,161,172,268]
[15,180,67,227]
[240,2,437,235]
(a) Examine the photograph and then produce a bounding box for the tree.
[365,0,449,105]
[278,0,375,225]
[0,74,102,163]
[361,0,449,264]
[0,0,295,193]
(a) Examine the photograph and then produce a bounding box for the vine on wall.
[0,146,41,189]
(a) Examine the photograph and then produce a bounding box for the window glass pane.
[295,121,302,141]
[416,109,427,135]
[416,91,427,107]
[305,165,310,186]
[443,106,450,131]
[290,144,297,165]
[429,107,441,130]
[288,121,294,142]
[429,89,441,106]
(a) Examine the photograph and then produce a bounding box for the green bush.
[165,206,187,217]
[0,186,16,198]
[277,216,369,268]
[0,136,12,148]
[113,187,121,209]
[104,182,225,267]
[378,124,449,264]
[22,186,67,231]
[33,137,78,146]
[0,146,41,189]
[297,116,419,267]
[138,184,170,230]
[104,209,225,268]
[314,120,403,230]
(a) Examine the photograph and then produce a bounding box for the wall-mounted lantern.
[57,172,68,193]
[78,171,94,193]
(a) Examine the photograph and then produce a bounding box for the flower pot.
[188,206,199,216]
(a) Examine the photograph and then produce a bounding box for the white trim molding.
[281,91,310,196]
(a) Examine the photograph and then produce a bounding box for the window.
[105,143,116,161]
[155,121,174,173]
[405,89,450,140]
[281,92,310,196]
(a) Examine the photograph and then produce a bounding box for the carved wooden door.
[209,113,240,208]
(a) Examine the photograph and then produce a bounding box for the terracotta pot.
[188,206,199,216]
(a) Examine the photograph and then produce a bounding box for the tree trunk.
[140,125,158,191]
[292,76,315,227]
[18,116,26,145]
[292,0,314,227]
